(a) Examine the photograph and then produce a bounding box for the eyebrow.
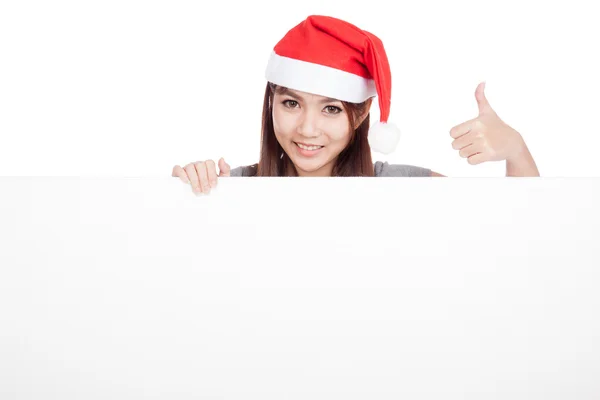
[281,89,342,104]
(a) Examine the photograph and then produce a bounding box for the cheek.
[324,117,352,142]
[272,108,296,138]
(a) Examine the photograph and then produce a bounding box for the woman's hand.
[172,158,231,195]
[450,82,527,165]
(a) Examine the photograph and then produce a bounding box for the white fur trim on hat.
[265,51,377,103]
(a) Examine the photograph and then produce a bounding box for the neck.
[287,163,334,177]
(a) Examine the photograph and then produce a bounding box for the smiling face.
[272,87,362,177]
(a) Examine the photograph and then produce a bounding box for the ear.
[354,97,373,129]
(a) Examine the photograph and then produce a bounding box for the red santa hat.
[264,15,401,154]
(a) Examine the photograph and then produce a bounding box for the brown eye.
[283,100,298,108]
[325,106,342,114]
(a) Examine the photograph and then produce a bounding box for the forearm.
[506,139,540,177]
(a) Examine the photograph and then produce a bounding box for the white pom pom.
[368,121,401,154]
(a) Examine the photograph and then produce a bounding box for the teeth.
[297,143,323,151]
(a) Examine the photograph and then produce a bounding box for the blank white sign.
[1,177,599,399]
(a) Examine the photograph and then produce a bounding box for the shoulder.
[229,164,257,177]
[373,161,432,177]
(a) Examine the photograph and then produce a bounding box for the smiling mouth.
[294,142,324,151]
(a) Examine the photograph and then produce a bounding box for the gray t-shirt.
[229,161,431,177]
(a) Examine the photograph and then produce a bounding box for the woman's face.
[272,88,354,177]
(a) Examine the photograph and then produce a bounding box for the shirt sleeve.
[374,161,431,177]
[228,164,257,177]
[229,166,244,177]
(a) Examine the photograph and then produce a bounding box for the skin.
[172,158,231,195]
[172,82,539,194]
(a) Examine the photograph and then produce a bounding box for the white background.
[1,0,599,178]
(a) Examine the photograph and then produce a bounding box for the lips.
[295,142,323,147]
[294,141,324,157]
[294,142,324,149]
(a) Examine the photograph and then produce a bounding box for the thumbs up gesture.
[450,82,526,165]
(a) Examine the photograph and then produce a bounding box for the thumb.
[218,158,231,177]
[475,81,494,115]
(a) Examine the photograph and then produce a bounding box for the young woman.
[172,15,540,195]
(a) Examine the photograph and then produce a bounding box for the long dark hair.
[248,82,374,176]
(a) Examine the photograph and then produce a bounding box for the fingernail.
[210,180,216,188]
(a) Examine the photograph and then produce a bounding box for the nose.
[296,109,322,138]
